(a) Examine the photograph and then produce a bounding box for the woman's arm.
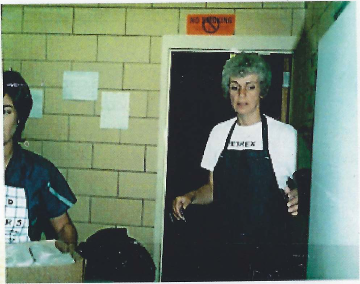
[189,171,214,205]
[284,127,299,216]
[172,172,214,220]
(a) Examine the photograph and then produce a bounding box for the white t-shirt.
[201,115,297,189]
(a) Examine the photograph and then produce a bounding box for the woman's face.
[229,74,262,117]
[3,94,18,147]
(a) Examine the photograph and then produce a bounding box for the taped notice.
[29,89,43,118]
[283,72,290,88]
[100,92,130,130]
[63,71,99,101]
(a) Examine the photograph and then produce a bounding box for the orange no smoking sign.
[187,14,235,35]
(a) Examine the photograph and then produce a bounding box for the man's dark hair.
[3,71,33,143]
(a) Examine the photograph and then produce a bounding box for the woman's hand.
[172,174,213,221]
[284,186,298,216]
[172,195,193,221]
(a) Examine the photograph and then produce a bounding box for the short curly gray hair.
[221,53,272,98]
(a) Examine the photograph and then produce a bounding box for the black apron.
[209,115,291,280]
[213,114,288,245]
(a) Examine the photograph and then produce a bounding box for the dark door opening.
[161,51,289,281]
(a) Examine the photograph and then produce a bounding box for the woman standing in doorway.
[172,53,298,280]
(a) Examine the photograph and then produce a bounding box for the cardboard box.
[6,240,84,283]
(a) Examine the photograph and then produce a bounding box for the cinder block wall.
[2,2,305,257]
[291,1,345,169]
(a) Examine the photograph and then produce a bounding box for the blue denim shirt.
[5,144,77,241]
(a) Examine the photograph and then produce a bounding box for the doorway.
[160,50,292,281]
[152,35,298,281]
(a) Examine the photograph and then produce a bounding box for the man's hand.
[284,186,298,216]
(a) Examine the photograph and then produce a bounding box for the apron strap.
[221,114,269,154]
[260,114,269,153]
[222,120,237,153]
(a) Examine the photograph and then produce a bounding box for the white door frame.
[153,35,299,281]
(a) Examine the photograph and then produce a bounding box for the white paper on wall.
[62,71,99,101]
[100,92,130,130]
[29,88,43,118]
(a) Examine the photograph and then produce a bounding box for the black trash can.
[76,228,156,282]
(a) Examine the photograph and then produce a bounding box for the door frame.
[153,35,299,280]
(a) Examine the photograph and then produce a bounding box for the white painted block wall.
[308,1,359,279]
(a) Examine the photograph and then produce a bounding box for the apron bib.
[213,115,289,245]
